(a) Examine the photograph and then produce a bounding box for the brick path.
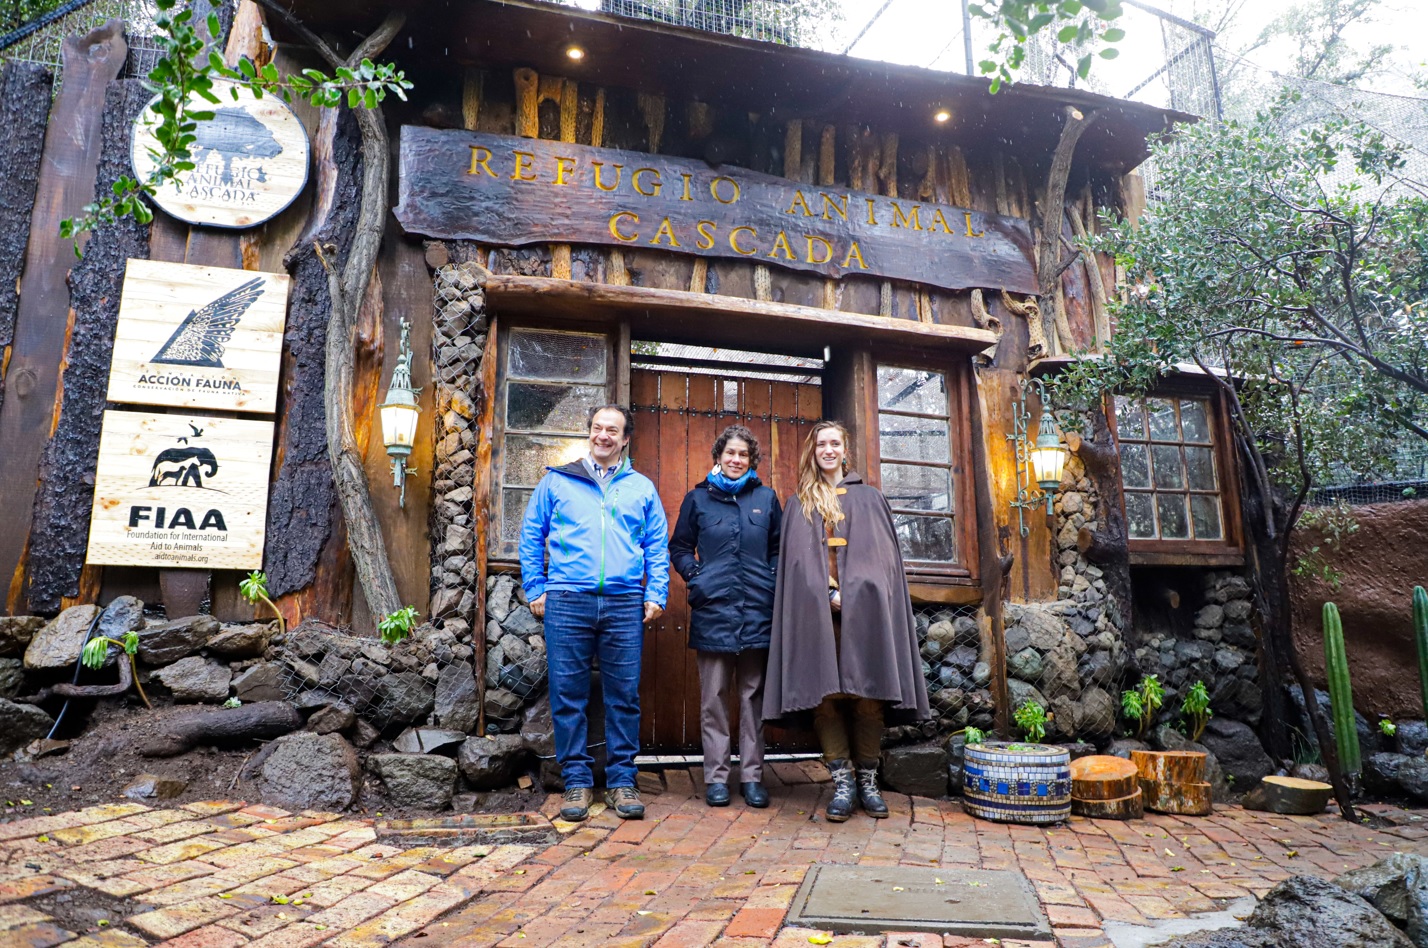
[2,763,1426,948]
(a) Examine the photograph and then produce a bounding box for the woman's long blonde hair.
[796,421,851,525]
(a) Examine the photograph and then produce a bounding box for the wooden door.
[629,368,822,752]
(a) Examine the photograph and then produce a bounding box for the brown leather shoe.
[560,786,594,822]
[605,786,645,820]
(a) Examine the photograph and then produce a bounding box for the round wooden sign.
[132,81,310,229]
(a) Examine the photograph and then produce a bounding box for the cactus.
[1415,586,1428,723]
[1322,602,1361,776]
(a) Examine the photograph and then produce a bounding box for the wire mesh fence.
[915,602,990,734]
[1,0,166,81]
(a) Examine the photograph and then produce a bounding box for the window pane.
[1179,399,1212,443]
[892,514,956,562]
[1146,398,1179,440]
[507,382,604,432]
[877,366,947,415]
[501,488,534,542]
[508,328,607,382]
[1190,495,1223,540]
[504,434,588,486]
[1120,444,1150,488]
[1157,494,1190,539]
[879,412,950,463]
[1126,493,1156,539]
[1150,445,1184,489]
[1115,396,1146,440]
[1185,446,1218,491]
[881,463,952,512]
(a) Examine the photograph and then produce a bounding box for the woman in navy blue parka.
[669,425,781,809]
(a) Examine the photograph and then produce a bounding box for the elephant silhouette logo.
[147,424,222,489]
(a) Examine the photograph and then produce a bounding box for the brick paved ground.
[2,763,1426,948]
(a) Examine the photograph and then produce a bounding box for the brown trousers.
[696,648,767,784]
[813,614,885,765]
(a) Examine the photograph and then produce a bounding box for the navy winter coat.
[668,475,782,654]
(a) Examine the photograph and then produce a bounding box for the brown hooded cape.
[762,471,930,723]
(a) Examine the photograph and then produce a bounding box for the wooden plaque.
[86,410,275,570]
[106,259,290,413]
[132,81,310,228]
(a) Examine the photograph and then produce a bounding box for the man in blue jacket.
[519,405,669,822]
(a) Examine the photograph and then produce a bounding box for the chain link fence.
[1,0,166,81]
[915,602,990,735]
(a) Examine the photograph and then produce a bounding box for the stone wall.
[483,572,547,733]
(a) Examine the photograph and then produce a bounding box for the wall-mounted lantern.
[379,317,421,508]
[1007,376,1069,537]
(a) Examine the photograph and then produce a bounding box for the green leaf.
[1076,53,1093,78]
[1102,27,1125,42]
[1099,47,1119,59]
[1057,24,1079,43]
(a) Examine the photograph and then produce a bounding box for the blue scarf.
[708,465,755,496]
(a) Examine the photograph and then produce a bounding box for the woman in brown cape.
[764,421,929,822]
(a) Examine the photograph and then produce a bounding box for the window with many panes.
[1115,395,1226,543]
[492,328,611,559]
[876,365,958,567]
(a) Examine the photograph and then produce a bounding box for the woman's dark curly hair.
[711,424,761,469]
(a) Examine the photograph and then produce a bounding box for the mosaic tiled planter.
[961,741,1072,824]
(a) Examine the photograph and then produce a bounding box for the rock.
[1289,762,1332,783]
[880,743,950,798]
[1200,718,1274,789]
[0,697,53,756]
[0,616,44,657]
[1038,644,1079,699]
[433,664,480,733]
[137,615,220,665]
[1211,678,1263,726]
[503,605,540,636]
[484,687,523,723]
[1004,624,1031,655]
[1007,648,1043,681]
[1287,685,1380,759]
[519,695,555,757]
[1398,720,1428,757]
[498,633,531,666]
[1248,874,1413,947]
[393,727,467,755]
[923,621,956,657]
[257,732,360,811]
[122,774,187,800]
[1007,679,1046,715]
[970,661,991,687]
[379,672,436,725]
[97,596,145,642]
[17,738,69,760]
[458,734,529,790]
[153,657,233,703]
[488,576,516,623]
[24,605,100,670]
[1366,751,1412,796]
[306,704,356,735]
[1195,604,1225,629]
[1005,602,1066,652]
[1074,687,1117,739]
[368,753,457,809]
[205,623,271,658]
[350,717,381,749]
[1335,853,1428,937]
[1397,757,1428,804]
[1106,738,1150,759]
[0,658,24,699]
[233,663,286,702]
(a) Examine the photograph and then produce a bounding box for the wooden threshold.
[483,275,998,357]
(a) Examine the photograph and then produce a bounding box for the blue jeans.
[544,590,645,789]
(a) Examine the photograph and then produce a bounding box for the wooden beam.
[483,275,997,354]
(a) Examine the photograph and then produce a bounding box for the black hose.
[45,606,105,740]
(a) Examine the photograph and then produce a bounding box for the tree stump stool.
[1241,775,1332,815]
[1070,755,1143,820]
[1131,749,1212,816]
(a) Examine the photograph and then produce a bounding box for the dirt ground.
[0,694,545,822]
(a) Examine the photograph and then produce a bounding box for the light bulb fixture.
[933,108,952,123]
[565,45,586,61]
[1006,377,1070,537]
[379,317,421,508]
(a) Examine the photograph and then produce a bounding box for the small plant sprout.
[239,570,286,637]
[959,726,987,747]
[223,697,242,709]
[1122,674,1164,738]
[1013,701,1048,743]
[1181,680,1213,742]
[378,606,419,646]
[81,631,150,708]
[1380,718,1398,737]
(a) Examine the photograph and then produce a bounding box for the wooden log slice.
[1070,755,1139,801]
[1071,786,1143,820]
[1241,775,1332,815]
[1131,749,1206,785]
[1140,779,1213,816]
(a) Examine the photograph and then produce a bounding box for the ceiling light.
[566,45,586,61]
[934,109,952,123]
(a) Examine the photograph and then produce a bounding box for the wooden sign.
[106,259,290,413]
[86,410,275,570]
[395,128,1038,295]
[132,81,310,228]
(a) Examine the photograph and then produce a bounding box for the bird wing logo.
[151,277,267,368]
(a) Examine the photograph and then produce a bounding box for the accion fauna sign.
[132,82,310,229]
[396,129,1038,295]
[87,410,275,570]
[107,259,291,413]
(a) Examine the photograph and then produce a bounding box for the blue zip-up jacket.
[518,458,671,606]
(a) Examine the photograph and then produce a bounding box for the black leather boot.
[856,764,889,818]
[825,759,856,823]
